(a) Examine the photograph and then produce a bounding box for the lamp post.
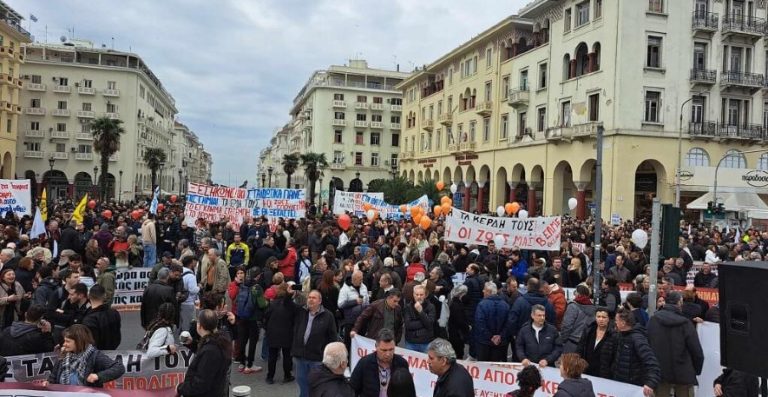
[158,161,166,194]
[676,94,702,208]
[261,173,266,188]
[47,156,55,203]
[119,170,123,203]
[267,166,273,188]
[178,169,183,195]
[390,161,398,180]
[93,166,99,200]
[592,125,604,299]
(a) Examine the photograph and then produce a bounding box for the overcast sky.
[11,0,529,186]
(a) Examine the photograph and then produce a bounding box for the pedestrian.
[447,285,470,359]
[350,328,409,397]
[554,353,595,397]
[0,304,54,356]
[81,285,121,351]
[403,284,436,352]
[308,342,354,397]
[0,268,26,329]
[474,281,510,362]
[176,309,232,397]
[428,338,474,397]
[647,291,704,397]
[204,248,230,294]
[234,267,268,374]
[293,290,338,397]
[600,308,660,396]
[226,233,249,279]
[140,268,176,329]
[94,257,116,307]
[264,283,297,384]
[576,308,613,377]
[598,276,621,318]
[515,304,562,368]
[141,214,157,268]
[351,289,404,342]
[506,365,542,397]
[45,324,125,387]
[178,256,200,337]
[559,285,596,353]
[140,302,178,359]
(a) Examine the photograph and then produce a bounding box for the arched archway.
[417,171,424,184]
[442,167,452,185]
[478,165,491,213]
[42,170,69,200]
[495,167,509,209]
[453,167,465,209]
[528,165,545,216]
[433,170,440,182]
[74,172,92,200]
[1,152,12,179]
[575,42,589,76]
[105,173,116,200]
[552,161,575,215]
[328,177,344,208]
[634,160,668,219]
[349,175,363,192]
[408,170,415,183]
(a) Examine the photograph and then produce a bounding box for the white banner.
[445,207,561,251]
[351,336,644,397]
[332,191,384,216]
[111,268,151,311]
[361,194,430,220]
[0,179,32,217]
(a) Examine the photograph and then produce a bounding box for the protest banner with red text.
[332,191,384,216]
[444,207,561,251]
[0,179,32,217]
[0,383,176,397]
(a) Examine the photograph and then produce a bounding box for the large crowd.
[0,198,762,397]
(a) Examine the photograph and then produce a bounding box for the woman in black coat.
[177,309,232,397]
[447,285,470,359]
[576,308,613,377]
[264,285,297,384]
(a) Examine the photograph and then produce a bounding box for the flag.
[72,194,88,223]
[734,228,741,244]
[30,14,38,22]
[31,208,46,239]
[150,185,160,215]
[39,189,47,221]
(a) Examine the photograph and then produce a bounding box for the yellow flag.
[72,194,88,223]
[40,189,47,221]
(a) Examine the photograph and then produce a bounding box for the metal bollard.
[232,385,251,397]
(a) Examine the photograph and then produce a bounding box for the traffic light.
[661,204,681,259]
[706,201,714,215]
[716,203,726,214]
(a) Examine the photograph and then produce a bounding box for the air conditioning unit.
[74,83,79,87]
[52,77,58,81]
[70,147,77,152]
[21,75,30,80]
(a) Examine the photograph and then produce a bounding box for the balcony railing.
[447,143,459,153]
[0,17,32,39]
[354,120,369,128]
[690,68,717,83]
[718,123,764,140]
[332,119,346,127]
[720,71,764,88]
[51,152,69,160]
[24,107,45,115]
[77,87,95,95]
[332,100,346,108]
[53,85,71,93]
[423,119,434,131]
[370,103,384,111]
[370,121,384,129]
[390,104,402,112]
[23,151,44,158]
[51,109,71,117]
[508,88,530,108]
[476,101,493,116]
[354,102,369,110]
[105,112,120,119]
[692,11,719,31]
[75,153,93,161]
[102,89,120,97]
[689,121,718,138]
[26,83,46,91]
[50,131,70,139]
[109,154,119,161]
[459,142,476,152]
[721,14,765,36]
[438,113,453,125]
[24,130,44,138]
[390,123,401,130]
[329,162,346,170]
[75,133,94,140]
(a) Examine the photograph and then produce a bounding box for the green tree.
[411,178,441,204]
[91,117,125,200]
[300,152,328,205]
[143,148,167,189]
[367,176,416,204]
[282,153,300,188]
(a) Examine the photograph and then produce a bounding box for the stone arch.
[433,170,440,182]
[105,173,117,200]
[453,167,464,186]
[74,172,92,200]
[575,42,589,76]
[634,160,668,219]
[552,160,575,215]
[528,165,545,216]
[417,170,424,183]
[442,167,452,184]
[478,165,491,213]
[329,177,344,208]
[409,170,415,182]
[42,170,69,200]
[465,165,476,184]
[510,163,526,182]
[563,53,571,80]
[1,152,11,179]
[495,166,509,208]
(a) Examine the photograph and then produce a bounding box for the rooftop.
[0,0,31,40]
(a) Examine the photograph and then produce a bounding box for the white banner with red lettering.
[351,336,644,397]
[444,207,562,251]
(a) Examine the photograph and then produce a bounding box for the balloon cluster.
[495,202,526,218]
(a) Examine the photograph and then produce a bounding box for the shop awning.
[686,192,768,212]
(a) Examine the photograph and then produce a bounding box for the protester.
[387,368,417,397]
[559,285,596,353]
[713,368,760,397]
[600,308,660,396]
[0,268,26,329]
[234,267,267,374]
[474,281,509,362]
[293,290,338,397]
[516,304,562,368]
[506,365,542,397]
[351,289,404,342]
[140,268,176,329]
[176,309,232,397]
[350,328,409,397]
[94,257,116,307]
[576,307,613,377]
[141,302,177,359]
[179,256,200,337]
[554,353,595,397]
[427,338,474,397]
[403,284,436,352]
[46,324,125,387]
[0,304,54,355]
[81,285,121,351]
[308,342,354,397]
[264,283,296,384]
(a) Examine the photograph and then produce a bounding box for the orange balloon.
[420,216,432,230]
[433,205,442,217]
[363,203,372,211]
[436,181,445,191]
[510,202,520,214]
[410,206,420,218]
[441,202,451,215]
[400,204,407,213]
[413,214,422,225]
[440,196,450,205]
[505,203,515,215]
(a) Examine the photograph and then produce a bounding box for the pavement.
[119,310,298,397]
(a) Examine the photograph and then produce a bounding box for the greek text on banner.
[444,207,561,251]
[0,179,31,217]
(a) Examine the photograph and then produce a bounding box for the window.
[78,144,92,153]
[693,43,707,71]
[692,96,705,123]
[371,114,382,122]
[55,143,66,152]
[356,113,367,121]
[686,148,710,167]
[486,48,493,68]
[484,82,492,101]
[448,68,453,85]
[106,103,118,113]
[26,142,40,151]
[501,114,509,139]
[427,132,433,150]
[469,120,476,141]
[56,123,66,132]
[391,115,400,124]
[561,101,571,127]
[447,96,453,113]
[539,63,547,89]
[334,130,343,143]
[483,118,490,142]
[58,77,69,86]
[420,133,426,151]
[647,36,662,68]
[520,70,529,90]
[373,97,383,104]
[564,8,572,31]
[437,101,443,116]
[537,107,547,132]
[30,121,39,131]
[576,1,590,26]
[722,149,746,169]
[82,103,92,111]
[644,91,661,123]
[81,124,91,133]
[595,0,603,18]
[502,76,510,99]
[429,105,434,120]
[370,132,380,145]
[334,112,345,120]
[355,152,363,166]
[57,101,67,110]
[334,93,344,100]
[356,131,364,144]
[649,0,663,13]
[473,56,478,74]
[107,81,117,90]
[333,151,344,163]
[390,154,398,169]
[139,85,145,99]
[519,112,528,136]
[31,75,41,84]
[82,79,92,88]
[588,93,599,121]
[31,98,40,108]
[357,95,367,103]
[458,124,464,142]
[436,128,442,149]
[392,133,400,147]
[371,153,379,167]
[759,153,768,170]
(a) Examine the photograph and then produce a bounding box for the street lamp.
[119,170,123,203]
[390,161,398,180]
[676,92,704,208]
[93,166,99,200]
[261,173,266,188]
[47,156,55,203]
[267,166,273,188]
[178,169,183,195]
[159,161,166,194]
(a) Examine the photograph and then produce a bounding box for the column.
[67,183,74,198]
[528,182,540,217]
[575,181,589,220]
[463,182,471,212]
[476,182,485,214]
[508,181,518,203]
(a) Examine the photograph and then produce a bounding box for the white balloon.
[366,209,376,220]
[282,230,291,240]
[496,206,505,217]
[568,197,578,210]
[632,229,648,249]
[493,234,505,247]
[450,183,458,194]
[518,209,529,219]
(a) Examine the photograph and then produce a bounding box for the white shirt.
[532,323,543,343]
[705,249,721,263]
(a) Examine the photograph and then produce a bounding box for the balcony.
[75,133,94,140]
[332,119,346,127]
[0,47,11,59]
[390,104,402,112]
[109,154,119,162]
[717,123,764,141]
[77,110,96,118]
[401,151,414,160]
[354,120,369,128]
[0,73,11,85]
[51,109,71,117]
[26,83,46,91]
[370,103,384,111]
[75,153,93,161]
[688,122,717,138]
[390,123,401,130]
[329,162,346,170]
[720,71,764,91]
[105,112,120,119]
[23,151,44,158]
[438,113,453,126]
[53,85,71,93]
[14,78,22,88]
[692,11,719,33]
[12,105,21,114]
[354,102,369,110]
[370,121,384,129]
[24,107,46,116]
[476,101,493,116]
[24,130,44,138]
[102,89,120,97]
[51,152,69,160]
[721,14,765,39]
[77,87,95,95]
[332,100,346,108]
[50,131,70,139]
[459,142,477,152]
[508,88,530,109]
[0,101,11,112]
[546,122,601,142]
[423,119,435,131]
[690,69,717,85]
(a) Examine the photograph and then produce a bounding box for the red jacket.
[228,281,240,314]
[278,247,297,279]
[406,262,426,282]
[547,285,567,329]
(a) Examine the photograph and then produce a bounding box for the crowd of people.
[0,197,762,397]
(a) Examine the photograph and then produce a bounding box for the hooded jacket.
[647,305,704,385]
[554,378,596,397]
[308,365,354,397]
[0,321,55,356]
[505,292,557,339]
[600,325,661,388]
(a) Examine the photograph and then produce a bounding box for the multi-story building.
[259,59,409,205]
[173,122,212,191]
[18,39,181,201]
[399,0,768,221]
[0,2,32,179]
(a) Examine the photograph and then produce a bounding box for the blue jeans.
[143,243,156,267]
[295,358,321,397]
[404,341,430,353]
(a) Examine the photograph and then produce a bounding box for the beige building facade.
[398,0,768,221]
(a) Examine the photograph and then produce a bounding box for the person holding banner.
[350,328,409,397]
[45,324,125,388]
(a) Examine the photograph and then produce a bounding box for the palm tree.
[300,152,328,205]
[143,148,167,189]
[282,153,300,188]
[91,117,125,200]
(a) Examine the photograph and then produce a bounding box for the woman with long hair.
[506,365,542,397]
[144,302,177,359]
[317,269,340,316]
[554,353,595,397]
[176,309,232,397]
[0,268,26,329]
[46,324,125,387]
[566,257,585,288]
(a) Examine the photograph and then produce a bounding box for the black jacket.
[576,323,613,377]
[59,226,82,254]
[82,305,122,350]
[647,305,704,385]
[251,244,286,269]
[600,325,661,388]
[140,281,176,329]
[291,306,338,362]
[350,353,409,397]
[403,300,435,344]
[48,347,125,387]
[308,365,354,397]
[177,336,231,397]
[505,292,557,339]
[433,361,475,397]
[515,321,562,365]
[553,378,595,397]
[714,368,759,397]
[264,296,297,349]
[0,321,55,356]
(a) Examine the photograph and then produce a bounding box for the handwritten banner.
[0,383,176,396]
[333,190,430,220]
[444,207,561,251]
[332,191,384,216]
[360,194,430,220]
[0,179,31,217]
[185,183,305,228]
[111,268,151,311]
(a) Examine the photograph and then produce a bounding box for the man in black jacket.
[350,328,409,397]
[252,236,286,269]
[601,308,660,396]
[647,292,704,397]
[59,221,82,255]
[82,285,121,350]
[293,290,338,397]
[308,342,354,397]
[428,338,474,397]
[403,284,436,353]
[140,268,176,329]
[0,305,54,356]
[515,304,562,367]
